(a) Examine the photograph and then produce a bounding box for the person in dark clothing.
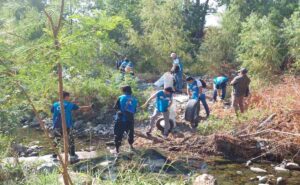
[113,85,138,154]
[51,91,91,161]
[170,53,183,93]
[230,68,251,114]
[213,74,229,102]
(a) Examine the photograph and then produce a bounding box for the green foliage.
[283,10,300,72]
[128,0,192,73]
[238,14,282,77]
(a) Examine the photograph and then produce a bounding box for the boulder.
[193,174,217,185]
[274,166,289,174]
[276,177,286,185]
[37,162,58,173]
[250,167,267,174]
[258,176,268,183]
[285,162,300,171]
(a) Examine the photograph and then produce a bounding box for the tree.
[238,14,282,76]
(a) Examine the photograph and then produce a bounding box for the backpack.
[199,79,207,88]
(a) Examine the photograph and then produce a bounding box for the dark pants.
[52,128,75,157]
[174,72,183,93]
[114,120,134,150]
[213,83,227,101]
[199,94,210,117]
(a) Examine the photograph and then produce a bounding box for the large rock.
[193,174,217,185]
[37,162,58,173]
[141,149,167,172]
[285,162,300,171]
[276,177,286,185]
[250,167,267,174]
[274,166,289,174]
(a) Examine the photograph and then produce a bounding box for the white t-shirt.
[196,79,207,94]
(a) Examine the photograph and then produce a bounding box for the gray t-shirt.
[231,75,251,97]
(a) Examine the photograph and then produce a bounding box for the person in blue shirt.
[213,74,229,102]
[51,91,91,161]
[119,57,134,76]
[170,53,183,93]
[113,85,138,154]
[186,77,210,117]
[142,87,173,139]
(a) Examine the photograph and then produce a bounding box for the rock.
[236,171,243,175]
[74,120,84,129]
[285,162,300,170]
[258,184,269,185]
[141,149,167,172]
[99,161,112,167]
[246,160,252,167]
[59,172,92,185]
[22,125,29,129]
[37,162,58,173]
[250,167,267,173]
[28,152,39,157]
[276,177,286,185]
[11,143,28,154]
[258,176,268,183]
[193,174,217,185]
[274,166,289,174]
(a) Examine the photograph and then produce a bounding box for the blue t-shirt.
[173,58,183,73]
[213,76,228,86]
[156,90,172,112]
[51,101,79,128]
[187,80,199,100]
[120,60,133,70]
[118,94,138,122]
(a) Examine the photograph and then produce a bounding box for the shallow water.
[12,127,300,184]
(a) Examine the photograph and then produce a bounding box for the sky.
[203,0,226,27]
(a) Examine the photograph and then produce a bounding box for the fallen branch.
[135,131,164,143]
[258,113,276,128]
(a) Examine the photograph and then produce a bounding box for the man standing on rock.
[170,52,183,93]
[186,77,210,118]
[51,91,91,162]
[142,87,174,139]
[230,68,251,114]
[113,85,138,154]
[213,74,229,102]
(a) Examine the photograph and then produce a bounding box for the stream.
[8,127,300,185]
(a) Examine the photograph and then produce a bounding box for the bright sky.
[203,0,226,27]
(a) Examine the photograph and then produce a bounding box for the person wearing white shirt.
[186,77,210,117]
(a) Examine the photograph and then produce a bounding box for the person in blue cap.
[186,76,210,117]
[170,52,183,93]
[142,87,174,139]
[213,74,229,102]
[113,85,138,154]
[51,91,91,161]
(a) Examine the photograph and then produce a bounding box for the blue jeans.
[213,83,227,101]
[199,94,210,117]
[174,72,183,93]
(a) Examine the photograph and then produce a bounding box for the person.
[113,85,138,154]
[230,68,251,114]
[186,77,210,118]
[119,57,134,76]
[213,74,229,102]
[51,91,91,161]
[142,87,174,139]
[170,53,183,93]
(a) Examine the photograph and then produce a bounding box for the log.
[135,131,164,143]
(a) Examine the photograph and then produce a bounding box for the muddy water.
[14,128,300,184]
